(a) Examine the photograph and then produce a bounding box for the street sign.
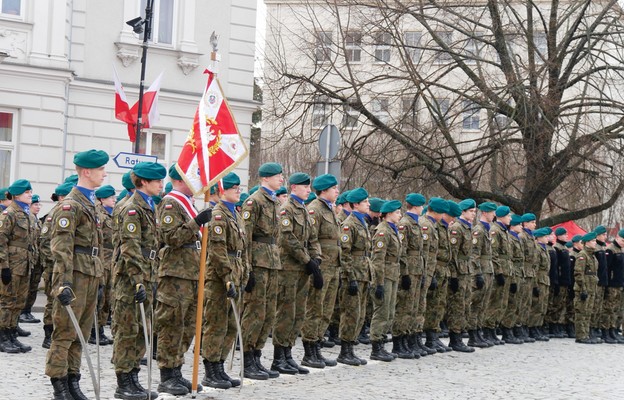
[319,124,341,160]
[113,152,158,169]
[316,161,341,183]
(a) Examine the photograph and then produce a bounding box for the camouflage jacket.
[371,221,401,285]
[536,243,550,286]
[0,201,34,276]
[96,203,114,271]
[490,221,513,277]
[279,196,320,271]
[30,213,41,268]
[518,229,537,278]
[398,213,424,277]
[435,220,452,278]
[472,221,493,275]
[448,218,474,276]
[308,198,341,268]
[340,213,373,283]
[574,247,598,293]
[420,215,439,280]
[40,204,61,272]
[336,209,349,224]
[509,232,525,278]
[242,187,281,270]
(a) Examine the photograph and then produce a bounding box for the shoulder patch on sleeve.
[46,217,52,222]
[343,226,349,231]
[422,226,428,231]
[473,231,479,236]
[309,210,315,215]
[214,214,223,221]
[128,209,137,216]
[451,230,458,235]
[246,200,253,206]
[341,234,350,243]
[491,230,497,235]
[2,210,8,215]
[280,210,286,215]
[282,219,291,226]
[242,211,250,220]
[62,205,71,211]
[164,204,173,210]
[578,256,584,260]
[399,225,405,231]
[378,232,384,237]
[376,240,384,248]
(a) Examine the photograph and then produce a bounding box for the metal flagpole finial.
[209,31,221,74]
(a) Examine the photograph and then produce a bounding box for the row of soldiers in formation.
[1,153,624,400]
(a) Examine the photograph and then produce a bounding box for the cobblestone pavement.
[2,311,623,400]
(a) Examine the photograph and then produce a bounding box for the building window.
[404,32,422,63]
[371,97,390,124]
[312,97,329,128]
[401,97,419,130]
[140,0,175,45]
[138,130,169,165]
[341,105,358,129]
[0,0,21,16]
[0,111,16,187]
[433,98,450,125]
[345,32,362,62]
[315,31,332,63]
[433,31,453,63]
[374,32,392,63]
[462,100,481,130]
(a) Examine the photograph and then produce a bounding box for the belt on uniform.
[227,250,243,259]
[252,235,276,245]
[74,245,99,257]
[351,250,371,257]
[406,250,420,256]
[9,241,31,250]
[318,238,339,246]
[141,247,157,260]
[182,241,201,250]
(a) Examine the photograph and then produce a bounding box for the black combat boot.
[502,327,523,344]
[609,328,624,344]
[0,328,20,353]
[301,341,325,369]
[522,326,535,343]
[602,329,617,344]
[416,332,436,355]
[349,341,367,365]
[271,345,298,374]
[201,359,231,389]
[402,335,419,359]
[315,340,337,366]
[565,323,576,338]
[51,376,74,400]
[173,364,202,391]
[327,324,341,346]
[115,372,147,400]
[425,330,446,353]
[9,328,31,352]
[243,350,269,380]
[555,323,566,338]
[433,331,453,352]
[158,367,189,395]
[284,346,308,374]
[130,368,158,399]
[477,328,494,347]
[100,326,112,345]
[42,324,53,349]
[391,335,413,359]
[357,324,371,344]
[67,373,88,400]
[337,340,361,366]
[488,327,504,345]
[216,360,241,387]
[537,326,550,341]
[449,332,475,353]
[254,349,279,378]
[407,333,425,357]
[19,311,40,324]
[15,324,30,337]
[370,340,394,362]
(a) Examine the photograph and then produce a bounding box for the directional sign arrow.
[113,152,158,169]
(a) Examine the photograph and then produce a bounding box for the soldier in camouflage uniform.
[45,150,108,400]
[591,225,608,342]
[19,194,42,325]
[275,186,288,205]
[603,229,624,343]
[201,172,248,389]
[574,232,599,344]
[0,179,34,354]
[272,173,321,374]
[500,214,525,344]
[529,228,551,341]
[112,162,166,400]
[547,227,571,338]
[516,213,538,343]
[240,162,284,379]
[335,190,351,224]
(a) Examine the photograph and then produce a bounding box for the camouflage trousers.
[96,267,112,327]
[424,272,448,332]
[500,276,521,328]
[338,278,369,342]
[0,272,29,328]
[156,277,197,368]
[484,274,510,329]
[273,269,310,347]
[600,287,623,329]
[301,265,339,342]
[517,276,534,326]
[112,276,153,374]
[528,282,549,328]
[45,271,98,378]
[43,266,54,326]
[545,287,567,325]
[415,274,430,332]
[565,287,575,324]
[446,274,472,333]
[590,286,606,328]
[370,278,398,342]
[467,272,493,330]
[241,266,277,352]
[23,261,44,313]
[574,282,597,340]
[392,272,421,336]
[202,278,239,362]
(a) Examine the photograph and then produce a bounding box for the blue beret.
[594,225,607,235]
[222,172,240,190]
[0,187,6,200]
[458,198,476,211]
[582,232,597,242]
[510,214,523,226]
[447,201,462,218]
[428,197,449,214]
[117,189,128,202]
[336,190,350,205]
[31,194,40,203]
[73,149,109,168]
[571,234,583,243]
[495,206,511,218]
[369,198,385,213]
[406,193,426,207]
[618,229,624,239]
[8,179,32,195]
[305,192,317,204]
[275,186,287,196]
[95,185,116,199]
[169,163,183,180]
[380,199,402,214]
[521,213,536,222]
[122,172,135,190]
[565,241,573,248]
[554,227,567,236]
[236,193,249,207]
[249,185,259,195]
[164,182,173,194]
[478,202,497,212]
[289,172,311,185]
[64,174,78,185]
[533,228,548,238]
[312,174,338,191]
[132,162,167,180]
[55,182,74,196]
[258,162,283,177]
[346,188,368,204]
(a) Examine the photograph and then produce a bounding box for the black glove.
[226,282,237,298]
[348,280,358,296]
[97,284,104,308]
[532,286,540,298]
[315,258,322,267]
[495,273,505,286]
[311,268,324,290]
[245,271,256,293]
[428,276,438,291]
[475,274,485,290]
[194,208,213,226]
[509,283,518,294]
[135,283,147,303]
[580,292,588,302]
[305,259,319,275]
[374,284,384,300]
[449,277,459,294]
[420,276,425,289]
[401,275,412,290]
[1,268,11,285]
[57,283,73,306]
[553,284,560,296]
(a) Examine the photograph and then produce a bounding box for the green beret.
[8,179,32,195]
[210,184,219,195]
[447,201,462,218]
[249,185,259,195]
[571,234,582,243]
[64,174,78,185]
[510,214,523,226]
[133,162,167,180]
[164,182,173,194]
[533,228,548,238]
[95,185,116,199]
[495,206,511,218]
[55,182,74,196]
[336,190,350,205]
[428,197,449,214]
[458,199,476,211]
[312,174,338,191]
[478,202,497,212]
[554,227,567,236]
[289,172,311,185]
[565,241,573,248]
[236,193,249,207]
[117,189,128,202]
[521,213,536,222]
[618,229,624,239]
[275,186,287,196]
[543,227,552,235]
[31,194,40,203]
[406,193,426,207]
[169,163,183,180]
[594,225,607,235]
[258,162,283,177]
[380,199,401,214]
[305,192,317,204]
[152,195,162,205]
[0,187,7,200]
[582,232,597,242]
[222,172,240,190]
[122,171,135,190]
[369,197,385,213]
[346,187,368,204]
[73,149,109,168]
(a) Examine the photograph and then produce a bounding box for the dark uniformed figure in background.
[604,229,624,343]
[574,232,599,344]
[566,235,583,338]
[548,227,571,338]
[19,194,42,325]
[591,225,608,342]
[112,162,166,400]
[0,179,34,354]
[45,150,108,400]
